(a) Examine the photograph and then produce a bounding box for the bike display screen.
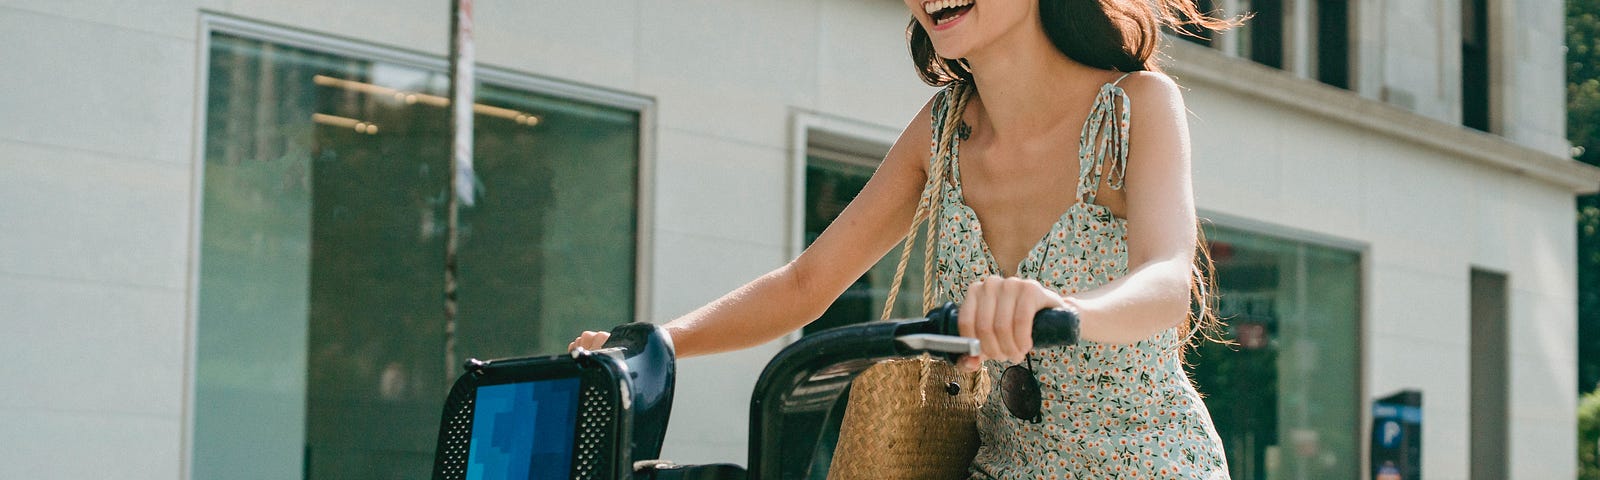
[464,377,582,480]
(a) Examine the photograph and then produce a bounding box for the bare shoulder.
[1116,70,1185,115]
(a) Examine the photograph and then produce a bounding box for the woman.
[575,0,1235,477]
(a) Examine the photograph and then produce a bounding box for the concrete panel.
[0,275,186,417]
[1367,334,1470,421]
[814,0,933,129]
[1369,334,1471,479]
[1185,88,1286,221]
[1360,145,1475,276]
[1508,355,1577,423]
[0,0,223,40]
[1508,418,1578,479]
[0,8,196,165]
[0,409,181,480]
[1366,265,1469,347]
[1507,287,1577,364]
[654,128,789,248]
[222,0,446,57]
[473,1,639,93]
[1422,402,1471,480]
[0,140,190,289]
[1499,181,1580,299]
[659,340,786,465]
[647,230,793,464]
[636,0,821,149]
[1470,172,1517,273]
[649,230,789,324]
[1276,117,1367,236]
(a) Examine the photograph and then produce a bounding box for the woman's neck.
[964,30,1106,144]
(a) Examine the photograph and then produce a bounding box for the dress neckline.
[945,78,1131,278]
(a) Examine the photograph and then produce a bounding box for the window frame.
[183,14,656,479]
[783,111,900,344]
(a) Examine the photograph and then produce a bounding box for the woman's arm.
[572,97,939,358]
[1069,70,1199,345]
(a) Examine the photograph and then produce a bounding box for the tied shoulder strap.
[1077,72,1133,205]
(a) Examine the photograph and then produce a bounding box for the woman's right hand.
[568,330,610,352]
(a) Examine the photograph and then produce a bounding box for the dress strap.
[1077,77,1133,204]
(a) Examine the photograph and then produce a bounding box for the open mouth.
[924,0,974,27]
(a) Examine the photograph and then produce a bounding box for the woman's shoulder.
[1111,70,1183,113]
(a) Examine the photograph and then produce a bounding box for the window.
[1175,0,1222,47]
[1180,0,1353,90]
[800,142,924,334]
[1237,0,1286,69]
[1461,0,1491,131]
[1469,268,1508,479]
[1189,225,1362,480]
[1314,0,1351,89]
[193,27,645,479]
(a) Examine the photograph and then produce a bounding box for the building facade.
[1,1,1596,479]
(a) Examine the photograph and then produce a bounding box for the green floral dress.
[927,76,1231,479]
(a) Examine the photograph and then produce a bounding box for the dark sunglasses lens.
[1001,365,1041,421]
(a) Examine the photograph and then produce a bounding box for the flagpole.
[444,0,475,385]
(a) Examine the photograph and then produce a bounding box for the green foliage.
[1573,0,1600,395]
[1574,0,1600,167]
[1576,0,1600,472]
[1581,387,1600,479]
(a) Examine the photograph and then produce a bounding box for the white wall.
[1177,52,1582,478]
[0,2,214,478]
[0,0,1590,479]
[1366,0,1568,155]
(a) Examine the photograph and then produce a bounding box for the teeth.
[926,0,972,21]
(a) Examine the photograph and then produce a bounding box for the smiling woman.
[571,0,1243,478]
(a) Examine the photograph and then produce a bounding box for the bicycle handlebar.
[917,302,1081,358]
[745,303,1080,478]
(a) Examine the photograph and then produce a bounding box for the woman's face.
[905,0,1037,60]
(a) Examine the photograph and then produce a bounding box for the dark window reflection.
[196,32,639,479]
[1190,226,1361,480]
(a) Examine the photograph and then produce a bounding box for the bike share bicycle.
[427,303,1080,480]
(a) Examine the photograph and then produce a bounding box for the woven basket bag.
[827,355,989,479]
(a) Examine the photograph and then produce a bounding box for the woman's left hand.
[957,275,1072,370]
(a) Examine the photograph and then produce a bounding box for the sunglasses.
[1000,354,1042,423]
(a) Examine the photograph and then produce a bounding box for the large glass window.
[193,30,642,479]
[1190,225,1362,480]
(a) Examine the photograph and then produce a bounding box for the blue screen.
[466,378,581,480]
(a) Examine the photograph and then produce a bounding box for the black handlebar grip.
[1029,307,1081,347]
[924,302,1081,348]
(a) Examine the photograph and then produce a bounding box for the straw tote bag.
[827,83,985,480]
[826,354,989,479]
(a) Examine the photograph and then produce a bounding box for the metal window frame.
[182,13,656,480]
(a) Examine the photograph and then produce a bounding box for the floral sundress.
[926,76,1231,479]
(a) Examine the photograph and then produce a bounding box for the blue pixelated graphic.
[466,378,581,480]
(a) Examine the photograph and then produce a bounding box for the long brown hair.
[893,0,1241,350]
[910,0,1240,84]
